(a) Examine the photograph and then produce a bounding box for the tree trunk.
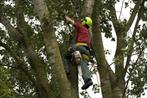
[109,0,143,97]
[92,5,113,98]
[91,0,121,98]
[81,0,95,17]
[15,0,54,97]
[68,64,79,98]
[33,0,97,97]
[32,0,72,98]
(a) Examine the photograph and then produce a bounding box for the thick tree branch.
[0,15,22,41]
[32,0,48,20]
[109,2,142,75]
[0,47,40,97]
[15,1,54,97]
[92,1,116,98]
[124,0,144,77]
[0,41,37,87]
[125,0,142,32]
[107,1,125,79]
[124,16,140,77]
[32,0,72,98]
[123,47,144,97]
[110,0,142,34]
[125,0,143,32]
[122,14,141,96]
[109,2,120,34]
[80,0,95,17]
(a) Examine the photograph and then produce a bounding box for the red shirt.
[73,21,92,47]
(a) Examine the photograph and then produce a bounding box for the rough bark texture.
[33,0,96,97]
[32,0,71,98]
[0,0,145,97]
[68,64,79,98]
[15,0,54,98]
[109,0,143,98]
[41,19,71,98]
[92,1,113,98]
[91,0,143,98]
[81,0,95,17]
[0,14,43,94]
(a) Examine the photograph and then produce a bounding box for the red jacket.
[73,21,92,47]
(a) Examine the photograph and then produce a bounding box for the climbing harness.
[72,50,82,64]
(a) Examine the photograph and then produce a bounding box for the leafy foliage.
[0,66,15,98]
[0,0,147,98]
[127,57,147,97]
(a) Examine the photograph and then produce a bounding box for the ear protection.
[81,18,87,26]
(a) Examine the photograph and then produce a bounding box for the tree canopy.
[0,0,147,98]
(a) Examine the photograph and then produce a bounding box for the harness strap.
[76,42,88,46]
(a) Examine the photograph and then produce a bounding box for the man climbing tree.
[64,16,93,90]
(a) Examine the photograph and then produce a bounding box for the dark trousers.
[63,44,92,83]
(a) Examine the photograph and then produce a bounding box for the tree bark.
[15,0,54,97]
[92,2,113,98]
[81,0,95,17]
[32,0,72,98]
[0,16,22,42]
[109,0,143,97]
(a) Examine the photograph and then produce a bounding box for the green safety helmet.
[81,17,92,27]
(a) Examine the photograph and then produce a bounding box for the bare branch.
[110,0,142,34]
[124,1,144,77]
[125,0,143,32]
[123,47,144,97]
[109,2,121,34]
[0,38,38,93]
[124,16,140,76]
[119,0,125,19]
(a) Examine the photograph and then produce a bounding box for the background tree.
[0,0,94,98]
[92,0,147,98]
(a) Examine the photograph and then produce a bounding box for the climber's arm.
[65,16,75,25]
